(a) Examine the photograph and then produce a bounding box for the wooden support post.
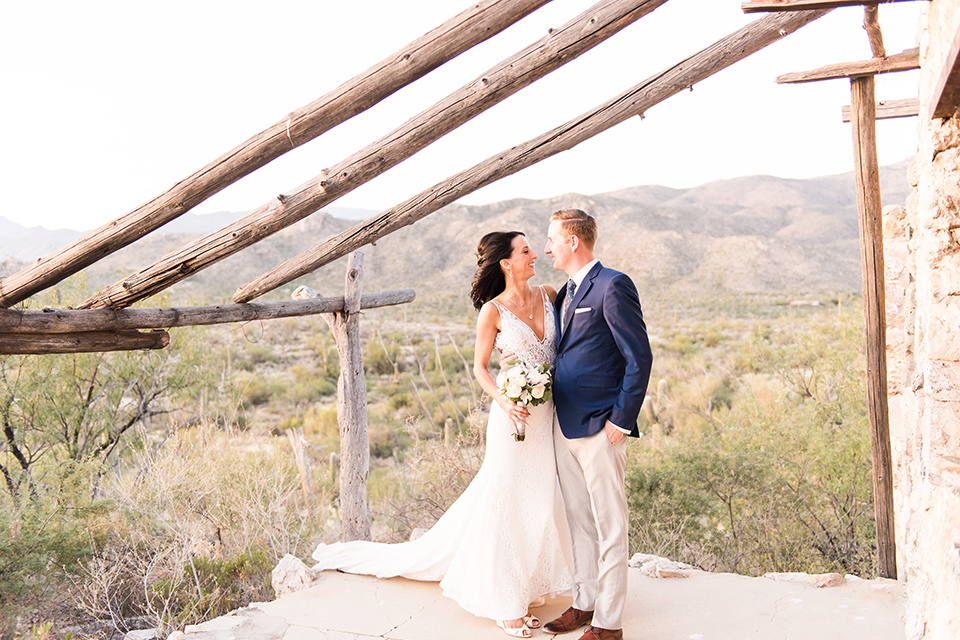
[863,5,886,58]
[234,7,832,301]
[850,75,897,579]
[0,0,553,309]
[76,0,671,311]
[296,252,371,542]
[0,329,169,355]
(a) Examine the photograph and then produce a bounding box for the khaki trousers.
[554,423,629,630]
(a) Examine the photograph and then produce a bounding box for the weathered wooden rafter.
[777,47,919,83]
[0,330,170,355]
[0,0,552,309]
[841,97,919,121]
[233,8,832,302]
[0,290,414,335]
[928,18,960,118]
[74,0,672,311]
[743,0,918,13]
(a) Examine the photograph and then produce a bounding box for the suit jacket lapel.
[558,262,602,344]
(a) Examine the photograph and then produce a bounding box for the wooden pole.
[299,253,371,541]
[863,5,886,58]
[0,329,169,355]
[76,0,672,311]
[234,7,832,302]
[0,0,553,309]
[0,290,414,335]
[850,74,897,579]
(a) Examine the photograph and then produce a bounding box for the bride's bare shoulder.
[541,284,558,303]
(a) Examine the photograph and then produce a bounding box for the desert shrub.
[626,306,875,576]
[239,375,285,407]
[371,417,485,543]
[73,426,330,635]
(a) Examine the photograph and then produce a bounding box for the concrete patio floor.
[173,566,906,640]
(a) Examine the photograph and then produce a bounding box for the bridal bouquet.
[496,360,552,441]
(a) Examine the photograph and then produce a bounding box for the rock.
[122,630,158,640]
[763,572,845,588]
[628,553,696,578]
[167,633,186,640]
[271,554,317,598]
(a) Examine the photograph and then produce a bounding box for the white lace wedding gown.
[312,286,573,621]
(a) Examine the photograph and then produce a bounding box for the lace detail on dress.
[492,286,556,368]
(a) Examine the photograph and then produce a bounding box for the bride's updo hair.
[470,231,524,311]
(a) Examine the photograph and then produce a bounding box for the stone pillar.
[889,4,960,638]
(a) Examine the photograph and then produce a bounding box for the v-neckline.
[496,286,548,343]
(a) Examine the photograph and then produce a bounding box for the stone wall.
[886,4,960,639]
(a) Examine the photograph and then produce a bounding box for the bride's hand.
[499,398,529,431]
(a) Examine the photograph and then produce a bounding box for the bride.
[312,230,572,637]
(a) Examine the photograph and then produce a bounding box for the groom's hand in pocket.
[604,420,626,446]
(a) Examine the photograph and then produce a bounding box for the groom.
[543,209,652,640]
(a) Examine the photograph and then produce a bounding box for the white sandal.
[497,620,532,638]
[524,615,541,629]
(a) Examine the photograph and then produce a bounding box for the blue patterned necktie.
[561,280,576,331]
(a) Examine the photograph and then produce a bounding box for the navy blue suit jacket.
[553,262,653,439]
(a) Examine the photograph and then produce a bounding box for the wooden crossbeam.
[841,97,919,121]
[75,0,671,311]
[777,48,919,83]
[743,0,918,13]
[0,330,170,355]
[233,8,832,302]
[928,18,960,119]
[0,290,414,335]
[0,0,551,309]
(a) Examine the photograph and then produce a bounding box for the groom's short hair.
[551,209,597,250]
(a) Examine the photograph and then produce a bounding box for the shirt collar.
[570,259,598,289]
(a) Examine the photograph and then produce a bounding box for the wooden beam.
[0,330,170,355]
[76,0,672,311]
[841,97,919,121]
[777,48,919,83]
[233,8,832,302]
[0,290,415,334]
[863,5,886,58]
[928,18,960,119]
[0,0,552,309]
[743,0,918,13]
[849,74,897,579]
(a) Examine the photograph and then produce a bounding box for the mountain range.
[0,161,911,308]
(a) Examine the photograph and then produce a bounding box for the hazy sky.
[1,0,922,231]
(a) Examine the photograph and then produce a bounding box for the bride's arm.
[474,302,529,429]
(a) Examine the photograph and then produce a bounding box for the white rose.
[531,384,545,399]
[506,382,523,398]
[496,370,508,388]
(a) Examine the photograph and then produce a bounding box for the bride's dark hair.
[470,231,524,311]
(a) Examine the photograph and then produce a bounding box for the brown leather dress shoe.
[578,626,623,640]
[543,607,594,634]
